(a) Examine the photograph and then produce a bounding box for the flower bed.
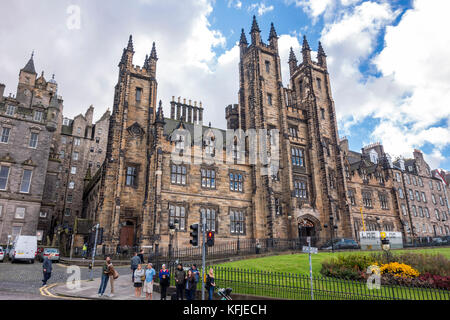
[320,252,450,290]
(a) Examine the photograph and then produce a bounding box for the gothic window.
[230,209,245,234]
[421,192,427,203]
[361,169,368,181]
[288,126,298,138]
[320,108,325,120]
[362,192,373,208]
[229,172,243,192]
[136,87,142,102]
[275,198,282,215]
[265,60,270,73]
[201,168,216,189]
[126,166,138,187]
[329,170,335,189]
[316,78,322,90]
[169,204,186,231]
[1,127,10,143]
[0,166,10,190]
[267,93,273,106]
[294,179,307,199]
[232,138,241,161]
[29,133,38,148]
[379,193,389,210]
[20,169,33,193]
[345,166,350,179]
[200,207,216,232]
[418,207,424,217]
[291,147,304,167]
[348,189,356,206]
[171,164,187,185]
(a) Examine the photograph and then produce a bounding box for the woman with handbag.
[107,260,119,297]
[133,264,145,298]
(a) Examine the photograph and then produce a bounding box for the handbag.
[141,274,146,281]
[113,269,119,280]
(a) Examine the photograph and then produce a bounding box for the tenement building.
[0,54,63,245]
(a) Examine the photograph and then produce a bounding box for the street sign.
[359,231,403,250]
[302,246,318,254]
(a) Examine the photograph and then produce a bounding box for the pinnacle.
[251,15,260,33]
[22,51,37,74]
[318,41,327,57]
[240,28,248,45]
[127,35,134,51]
[302,35,311,51]
[150,42,157,59]
[269,22,277,40]
[289,47,297,62]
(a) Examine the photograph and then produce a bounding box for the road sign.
[302,246,318,254]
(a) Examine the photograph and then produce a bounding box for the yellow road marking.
[39,283,87,300]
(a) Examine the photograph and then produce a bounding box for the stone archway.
[297,214,322,246]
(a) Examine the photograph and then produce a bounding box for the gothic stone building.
[86,17,355,250]
[0,54,62,245]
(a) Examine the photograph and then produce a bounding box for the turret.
[226,104,240,130]
[147,42,158,77]
[155,100,165,125]
[250,15,261,45]
[17,52,38,105]
[288,47,298,75]
[268,23,278,49]
[46,94,60,132]
[317,41,327,69]
[301,35,312,65]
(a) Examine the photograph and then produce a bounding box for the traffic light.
[190,224,199,247]
[206,231,215,247]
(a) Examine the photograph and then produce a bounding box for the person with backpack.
[133,264,145,298]
[130,252,141,282]
[174,263,186,300]
[205,268,216,300]
[189,264,200,300]
[159,264,170,300]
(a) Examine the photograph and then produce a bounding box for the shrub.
[418,273,450,290]
[379,262,420,278]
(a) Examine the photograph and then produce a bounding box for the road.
[0,259,132,300]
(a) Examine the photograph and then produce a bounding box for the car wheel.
[31,259,35,264]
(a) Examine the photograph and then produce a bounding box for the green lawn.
[211,247,450,300]
[216,247,450,276]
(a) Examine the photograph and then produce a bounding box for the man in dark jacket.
[130,252,141,282]
[42,254,53,286]
[189,264,200,300]
[174,263,186,300]
[138,249,144,264]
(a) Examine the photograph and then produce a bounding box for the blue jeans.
[98,274,109,295]
[208,286,214,300]
[42,272,51,286]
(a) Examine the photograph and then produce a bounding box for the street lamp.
[236,222,240,253]
[324,214,338,253]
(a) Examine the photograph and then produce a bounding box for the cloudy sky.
[0,0,449,170]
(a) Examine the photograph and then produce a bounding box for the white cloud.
[248,2,275,16]
[228,0,242,9]
[316,0,450,168]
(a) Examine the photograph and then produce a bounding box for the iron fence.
[150,265,449,300]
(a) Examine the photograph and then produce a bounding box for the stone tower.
[97,35,158,246]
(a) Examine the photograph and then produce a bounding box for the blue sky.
[0,0,448,170]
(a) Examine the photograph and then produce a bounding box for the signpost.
[302,237,318,300]
[89,224,99,281]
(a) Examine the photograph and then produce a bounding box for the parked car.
[9,235,37,264]
[320,238,360,250]
[0,246,4,262]
[431,237,444,245]
[37,248,60,263]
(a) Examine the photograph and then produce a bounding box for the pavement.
[48,275,161,300]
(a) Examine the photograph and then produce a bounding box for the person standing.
[144,263,156,300]
[82,243,87,259]
[189,264,200,300]
[41,253,53,286]
[205,268,216,300]
[175,263,186,300]
[130,252,141,283]
[138,249,145,264]
[185,270,197,300]
[98,256,111,297]
[107,259,118,297]
[133,264,145,298]
[159,264,170,300]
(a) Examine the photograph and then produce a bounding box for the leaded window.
[294,179,307,199]
[291,147,304,167]
[169,204,186,231]
[200,207,216,232]
[201,168,216,189]
[171,164,187,185]
[229,172,243,192]
[230,209,244,234]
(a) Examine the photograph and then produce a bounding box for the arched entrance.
[298,218,317,246]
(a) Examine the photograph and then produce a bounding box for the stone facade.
[0,54,63,245]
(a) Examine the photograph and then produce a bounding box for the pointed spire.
[239,28,248,45]
[317,41,327,68]
[156,100,165,124]
[289,47,297,62]
[318,41,326,57]
[150,42,158,60]
[268,23,278,40]
[143,54,149,69]
[302,35,311,52]
[127,35,134,52]
[251,15,260,33]
[21,51,37,75]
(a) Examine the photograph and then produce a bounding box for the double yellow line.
[39,283,87,300]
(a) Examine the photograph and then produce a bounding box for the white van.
[9,235,37,264]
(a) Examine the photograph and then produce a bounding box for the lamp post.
[324,214,337,253]
[169,222,175,258]
[236,222,240,254]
